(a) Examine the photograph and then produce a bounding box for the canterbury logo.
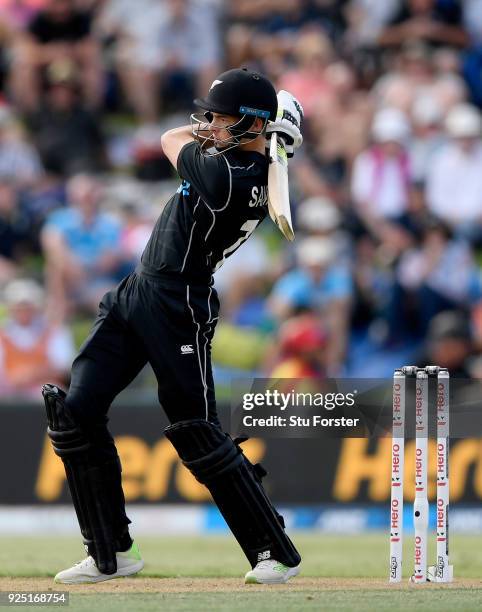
[210,79,223,90]
[181,345,194,354]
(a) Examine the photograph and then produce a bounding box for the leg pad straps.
[165,419,300,568]
[42,384,130,574]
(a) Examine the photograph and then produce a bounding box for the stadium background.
[1,0,482,541]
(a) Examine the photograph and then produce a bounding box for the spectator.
[373,41,466,114]
[346,0,401,49]
[157,0,221,111]
[26,60,105,177]
[226,0,326,68]
[41,173,124,320]
[277,27,335,119]
[351,107,416,251]
[214,233,272,326]
[119,201,152,266]
[0,0,478,385]
[112,0,221,122]
[419,310,474,376]
[268,236,352,373]
[297,195,342,236]
[295,195,351,263]
[307,61,371,183]
[378,0,468,49]
[131,123,172,181]
[0,278,74,397]
[270,313,328,378]
[426,103,482,242]
[0,1,47,90]
[0,0,45,32]
[431,46,467,110]
[95,0,167,122]
[350,232,394,332]
[11,0,102,111]
[0,179,30,284]
[0,105,42,186]
[409,95,446,184]
[393,218,482,337]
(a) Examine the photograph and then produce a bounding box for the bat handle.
[269,131,283,162]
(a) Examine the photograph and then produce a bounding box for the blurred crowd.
[1,0,482,396]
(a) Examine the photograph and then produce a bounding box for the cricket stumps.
[389,366,454,584]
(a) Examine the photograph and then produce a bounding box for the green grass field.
[1,534,481,611]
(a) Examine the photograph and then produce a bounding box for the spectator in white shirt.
[351,107,415,251]
[352,107,412,219]
[101,0,221,123]
[409,95,446,184]
[346,0,400,48]
[426,103,482,243]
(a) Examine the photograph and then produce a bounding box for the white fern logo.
[210,79,223,90]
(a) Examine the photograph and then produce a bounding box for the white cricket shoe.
[54,542,144,584]
[244,559,300,584]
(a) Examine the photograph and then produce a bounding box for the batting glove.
[266,90,304,158]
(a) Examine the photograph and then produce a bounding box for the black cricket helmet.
[191,68,277,154]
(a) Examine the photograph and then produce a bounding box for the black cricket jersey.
[141,141,269,284]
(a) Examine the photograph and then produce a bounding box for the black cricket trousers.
[65,267,220,461]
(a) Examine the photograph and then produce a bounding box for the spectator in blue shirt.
[268,236,353,374]
[41,173,125,320]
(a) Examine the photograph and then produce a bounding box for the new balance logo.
[257,550,271,562]
[181,345,194,355]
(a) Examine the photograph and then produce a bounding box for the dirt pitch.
[1,577,481,593]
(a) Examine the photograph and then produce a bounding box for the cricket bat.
[268,133,295,241]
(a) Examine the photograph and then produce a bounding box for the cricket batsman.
[42,68,303,585]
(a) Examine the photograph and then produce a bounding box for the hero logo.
[392,443,401,475]
[181,345,194,355]
[390,556,398,579]
[393,383,401,425]
[391,498,400,531]
[415,448,423,481]
[437,498,446,530]
[414,536,422,566]
[437,382,446,423]
[437,442,446,475]
[415,385,423,419]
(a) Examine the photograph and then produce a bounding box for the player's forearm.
[161,125,195,168]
